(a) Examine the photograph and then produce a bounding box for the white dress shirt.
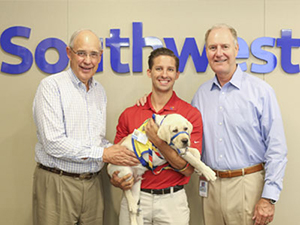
[33,68,111,173]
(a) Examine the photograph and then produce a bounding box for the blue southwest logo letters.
[0,22,299,75]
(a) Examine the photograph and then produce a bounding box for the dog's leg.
[125,177,144,225]
[181,148,216,181]
[107,164,140,225]
[133,178,143,225]
[124,189,138,225]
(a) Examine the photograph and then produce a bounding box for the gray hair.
[205,24,238,46]
[68,29,102,51]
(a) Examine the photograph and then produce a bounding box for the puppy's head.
[153,114,193,149]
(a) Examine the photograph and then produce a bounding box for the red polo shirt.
[114,91,203,189]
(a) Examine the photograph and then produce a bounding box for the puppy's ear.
[157,124,171,144]
[187,120,193,134]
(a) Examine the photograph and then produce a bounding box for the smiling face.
[147,55,180,94]
[206,27,239,79]
[66,30,102,87]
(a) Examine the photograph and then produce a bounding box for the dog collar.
[152,114,168,126]
[170,131,190,142]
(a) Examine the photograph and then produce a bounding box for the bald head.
[69,29,102,52]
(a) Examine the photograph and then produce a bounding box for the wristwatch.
[269,199,277,205]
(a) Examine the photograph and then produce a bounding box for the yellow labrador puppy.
[107,113,216,225]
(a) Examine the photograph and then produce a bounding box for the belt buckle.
[79,173,92,180]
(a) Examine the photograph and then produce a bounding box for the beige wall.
[0,0,299,224]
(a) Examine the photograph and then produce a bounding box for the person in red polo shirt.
[110,47,203,225]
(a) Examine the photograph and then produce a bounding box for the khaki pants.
[33,166,104,225]
[203,170,265,225]
[119,189,190,225]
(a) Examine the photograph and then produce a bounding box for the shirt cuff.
[89,146,104,161]
[261,183,281,201]
[89,141,113,162]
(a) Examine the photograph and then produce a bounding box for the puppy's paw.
[202,167,217,182]
[194,169,203,176]
[127,201,138,214]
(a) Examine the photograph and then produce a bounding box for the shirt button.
[219,106,223,110]
[219,122,223,126]
[219,138,223,142]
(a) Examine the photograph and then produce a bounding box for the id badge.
[199,177,208,197]
[132,129,148,145]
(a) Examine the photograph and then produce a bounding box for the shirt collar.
[142,91,178,113]
[211,64,243,91]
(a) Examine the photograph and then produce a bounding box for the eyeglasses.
[70,47,101,59]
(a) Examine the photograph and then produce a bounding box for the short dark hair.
[148,47,179,72]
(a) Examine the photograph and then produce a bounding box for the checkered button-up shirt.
[33,68,111,173]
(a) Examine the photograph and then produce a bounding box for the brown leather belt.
[213,164,264,178]
[141,185,184,195]
[38,163,99,180]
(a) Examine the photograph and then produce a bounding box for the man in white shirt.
[32,29,139,225]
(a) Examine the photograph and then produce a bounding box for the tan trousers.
[203,170,265,225]
[32,166,104,225]
[119,189,190,225]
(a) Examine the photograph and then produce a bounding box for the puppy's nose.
[181,138,188,146]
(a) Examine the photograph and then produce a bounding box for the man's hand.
[145,118,161,146]
[110,171,134,190]
[252,198,275,225]
[136,94,148,106]
[103,144,140,166]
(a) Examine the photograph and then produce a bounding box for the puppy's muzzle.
[181,138,189,147]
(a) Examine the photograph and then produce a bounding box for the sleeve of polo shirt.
[261,88,288,201]
[33,78,106,162]
[114,110,130,144]
[186,106,203,154]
